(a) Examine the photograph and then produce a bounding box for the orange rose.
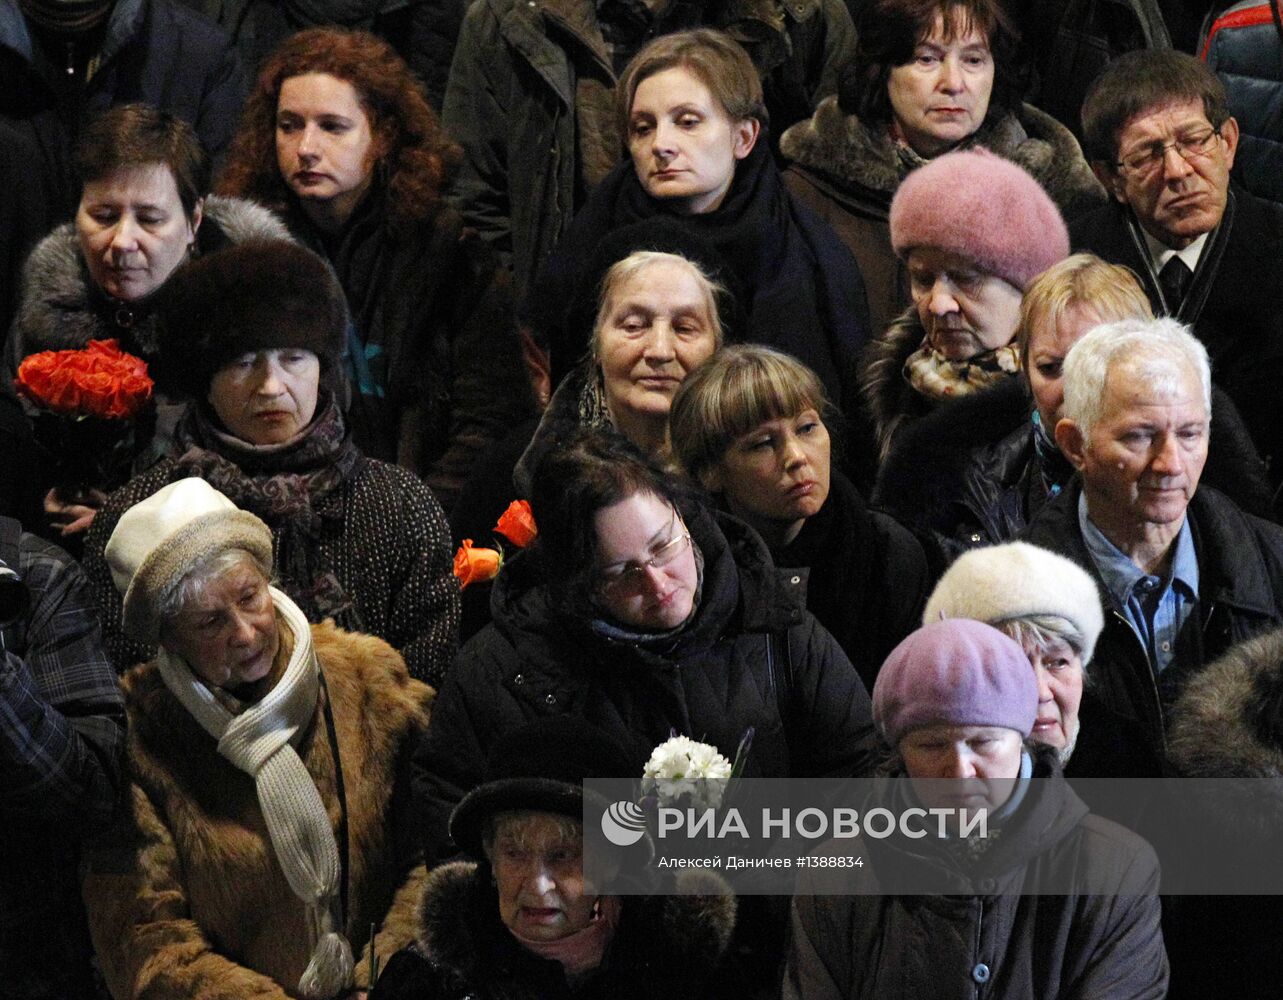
[14,339,153,418]
[453,539,502,589]
[495,499,537,548]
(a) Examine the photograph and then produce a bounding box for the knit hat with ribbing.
[104,477,274,645]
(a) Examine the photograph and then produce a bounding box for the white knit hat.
[104,478,274,645]
[922,542,1105,664]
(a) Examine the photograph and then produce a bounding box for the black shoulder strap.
[767,628,796,729]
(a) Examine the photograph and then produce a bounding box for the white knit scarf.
[157,588,354,999]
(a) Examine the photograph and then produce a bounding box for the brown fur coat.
[83,621,434,999]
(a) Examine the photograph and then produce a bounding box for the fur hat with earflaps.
[152,238,348,400]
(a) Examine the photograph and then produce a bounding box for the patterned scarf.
[1031,411,1076,499]
[903,340,1021,402]
[170,397,365,627]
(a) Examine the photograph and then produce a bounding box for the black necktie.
[1158,257,1192,313]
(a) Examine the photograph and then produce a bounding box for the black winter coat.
[773,470,929,692]
[285,194,537,513]
[1203,1,1283,206]
[525,141,872,440]
[371,861,736,1000]
[1023,481,1283,760]
[412,505,876,864]
[876,378,1277,569]
[82,403,461,685]
[0,0,244,228]
[1166,625,1283,999]
[785,752,1169,1000]
[1069,189,1283,492]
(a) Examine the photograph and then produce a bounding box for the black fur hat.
[153,239,347,400]
[449,717,641,860]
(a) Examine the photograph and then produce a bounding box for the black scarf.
[169,395,366,626]
[546,141,863,406]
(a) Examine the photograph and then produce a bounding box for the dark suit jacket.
[1069,189,1283,492]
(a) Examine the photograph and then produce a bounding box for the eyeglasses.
[1114,124,1223,178]
[597,511,691,597]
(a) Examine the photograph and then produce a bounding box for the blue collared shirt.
[1078,493,1200,674]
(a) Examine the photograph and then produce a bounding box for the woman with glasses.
[415,427,877,864]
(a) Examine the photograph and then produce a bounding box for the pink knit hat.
[873,619,1039,746]
[889,148,1070,290]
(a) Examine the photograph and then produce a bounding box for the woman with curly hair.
[219,27,535,512]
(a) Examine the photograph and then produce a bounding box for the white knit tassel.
[297,904,354,1000]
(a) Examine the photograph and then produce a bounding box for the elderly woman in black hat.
[83,478,433,1000]
[82,239,458,683]
[373,717,735,999]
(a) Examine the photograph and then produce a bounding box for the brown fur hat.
[153,238,347,399]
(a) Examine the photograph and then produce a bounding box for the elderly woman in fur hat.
[82,478,433,1000]
[81,239,459,684]
[860,147,1068,462]
[780,0,1102,338]
[372,716,735,999]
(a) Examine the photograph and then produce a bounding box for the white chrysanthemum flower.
[642,735,732,810]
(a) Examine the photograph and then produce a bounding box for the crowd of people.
[2,0,1282,997]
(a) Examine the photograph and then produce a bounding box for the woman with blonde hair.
[671,344,928,689]
[523,29,871,460]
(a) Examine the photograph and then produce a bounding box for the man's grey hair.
[1060,316,1212,442]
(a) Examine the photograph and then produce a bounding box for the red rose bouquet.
[15,339,157,494]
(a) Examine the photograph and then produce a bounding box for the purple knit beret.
[889,148,1070,290]
[873,619,1039,746]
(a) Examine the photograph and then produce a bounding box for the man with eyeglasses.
[1070,48,1283,494]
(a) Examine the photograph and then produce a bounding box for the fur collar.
[873,376,1031,514]
[860,307,930,459]
[414,861,736,981]
[14,195,291,359]
[780,99,1104,218]
[1170,627,1283,779]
